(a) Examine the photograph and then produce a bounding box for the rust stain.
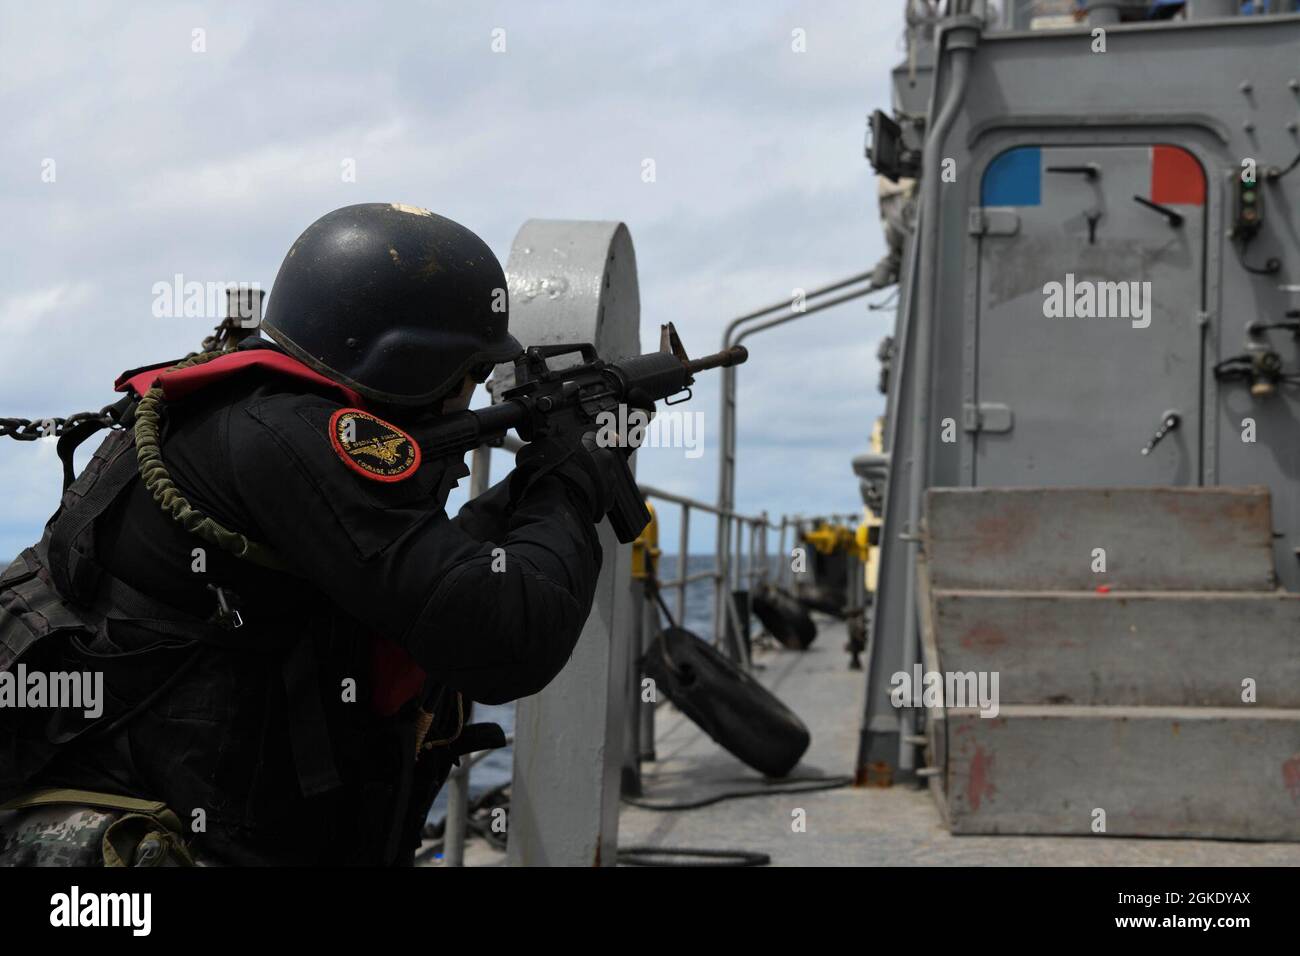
[1161,491,1269,552]
[1283,756,1300,803]
[959,624,1007,652]
[858,761,893,788]
[967,744,996,812]
[971,506,1037,557]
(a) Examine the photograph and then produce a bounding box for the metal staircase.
[920,487,1300,840]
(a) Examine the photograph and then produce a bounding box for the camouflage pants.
[0,789,196,867]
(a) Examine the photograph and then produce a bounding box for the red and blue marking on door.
[980,145,1206,207]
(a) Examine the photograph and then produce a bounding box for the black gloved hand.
[580,431,624,511]
[509,433,614,523]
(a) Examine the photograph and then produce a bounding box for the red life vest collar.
[114,348,365,407]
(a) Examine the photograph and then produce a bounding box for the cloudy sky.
[0,1,905,557]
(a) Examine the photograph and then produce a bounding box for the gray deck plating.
[427,618,1300,865]
[615,620,1300,866]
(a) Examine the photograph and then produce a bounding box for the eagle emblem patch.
[328,408,421,482]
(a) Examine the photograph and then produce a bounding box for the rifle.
[422,322,748,543]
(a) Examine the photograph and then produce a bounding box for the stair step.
[925,486,1276,591]
[944,706,1300,840]
[930,589,1300,707]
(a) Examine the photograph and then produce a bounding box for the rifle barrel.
[683,345,748,375]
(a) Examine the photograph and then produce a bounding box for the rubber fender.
[641,626,810,778]
[751,584,818,649]
[794,588,845,620]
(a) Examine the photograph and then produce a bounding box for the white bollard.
[502,220,641,866]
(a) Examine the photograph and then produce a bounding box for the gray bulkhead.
[861,12,1300,777]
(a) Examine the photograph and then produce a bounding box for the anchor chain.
[0,403,130,442]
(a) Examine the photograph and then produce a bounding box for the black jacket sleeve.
[416,473,602,702]
[229,390,602,703]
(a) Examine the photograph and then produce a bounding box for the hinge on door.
[962,402,1014,433]
[968,207,1020,237]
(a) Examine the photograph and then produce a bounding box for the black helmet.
[262,203,521,406]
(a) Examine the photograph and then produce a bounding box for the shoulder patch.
[328,408,421,482]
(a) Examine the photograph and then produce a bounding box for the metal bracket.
[968,207,1020,237]
[962,402,1014,434]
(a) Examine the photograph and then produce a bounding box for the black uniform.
[10,341,603,865]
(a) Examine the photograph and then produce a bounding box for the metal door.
[973,144,1207,486]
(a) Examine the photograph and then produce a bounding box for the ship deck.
[448,616,1300,866]
[618,617,1300,867]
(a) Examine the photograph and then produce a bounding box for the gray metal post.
[737,519,745,588]
[676,506,690,624]
[504,220,641,866]
[637,586,656,762]
[714,514,730,645]
[729,513,747,661]
[443,764,470,867]
[777,518,789,588]
[621,584,645,796]
[747,516,758,587]
[443,443,493,867]
[712,398,734,648]
[894,17,979,774]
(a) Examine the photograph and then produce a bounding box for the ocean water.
[428,554,742,822]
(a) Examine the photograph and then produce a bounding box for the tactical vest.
[0,347,478,865]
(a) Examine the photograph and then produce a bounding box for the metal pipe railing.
[713,277,885,658]
[893,15,979,776]
[637,482,778,643]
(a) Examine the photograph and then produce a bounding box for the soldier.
[0,203,612,865]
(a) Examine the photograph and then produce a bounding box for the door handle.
[1133,194,1184,228]
[1046,164,1100,180]
[1141,411,1181,456]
